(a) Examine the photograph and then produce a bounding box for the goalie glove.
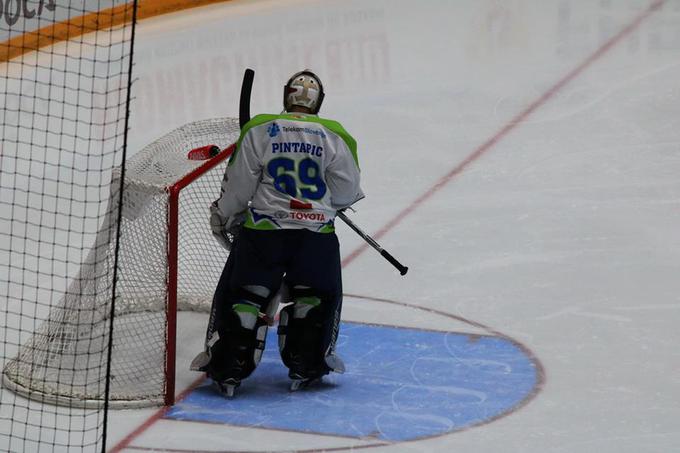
[210,204,245,251]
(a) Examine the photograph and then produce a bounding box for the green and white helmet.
[283,70,325,114]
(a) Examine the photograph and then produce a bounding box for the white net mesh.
[3,118,241,408]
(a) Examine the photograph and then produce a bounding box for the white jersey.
[214,113,364,233]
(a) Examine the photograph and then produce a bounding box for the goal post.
[164,140,236,406]
[2,117,241,408]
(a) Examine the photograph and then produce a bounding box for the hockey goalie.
[191,70,364,396]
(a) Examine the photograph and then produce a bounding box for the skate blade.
[216,379,239,398]
[221,384,236,397]
[290,377,321,392]
[290,379,306,391]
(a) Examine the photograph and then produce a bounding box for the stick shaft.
[336,211,408,276]
[239,68,254,128]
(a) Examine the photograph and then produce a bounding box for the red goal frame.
[164,143,235,405]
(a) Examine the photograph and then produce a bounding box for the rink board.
[165,321,539,441]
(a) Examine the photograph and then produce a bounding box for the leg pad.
[277,293,333,380]
[206,288,271,382]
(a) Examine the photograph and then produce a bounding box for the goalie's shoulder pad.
[312,117,358,168]
[244,113,280,130]
[230,114,281,166]
[238,114,280,142]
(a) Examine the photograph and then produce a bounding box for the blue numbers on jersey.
[267,157,327,200]
[268,158,297,197]
[298,159,326,199]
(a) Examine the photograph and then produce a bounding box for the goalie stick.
[187,69,409,275]
[187,68,408,275]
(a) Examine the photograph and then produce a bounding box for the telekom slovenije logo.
[267,123,280,137]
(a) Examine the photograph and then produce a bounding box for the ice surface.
[2,0,680,452]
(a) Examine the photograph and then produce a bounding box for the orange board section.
[0,0,234,63]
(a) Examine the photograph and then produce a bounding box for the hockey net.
[2,118,241,408]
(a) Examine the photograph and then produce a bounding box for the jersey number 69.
[267,157,327,200]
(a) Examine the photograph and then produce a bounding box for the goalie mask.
[283,70,325,114]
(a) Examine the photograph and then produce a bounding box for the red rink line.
[109,375,207,453]
[110,1,664,452]
[341,0,666,269]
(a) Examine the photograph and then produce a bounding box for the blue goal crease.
[165,322,539,442]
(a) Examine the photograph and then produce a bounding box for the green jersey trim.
[229,113,359,169]
[233,303,259,316]
[317,222,336,234]
[243,210,278,230]
[229,114,278,166]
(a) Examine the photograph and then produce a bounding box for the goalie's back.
[216,112,364,233]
